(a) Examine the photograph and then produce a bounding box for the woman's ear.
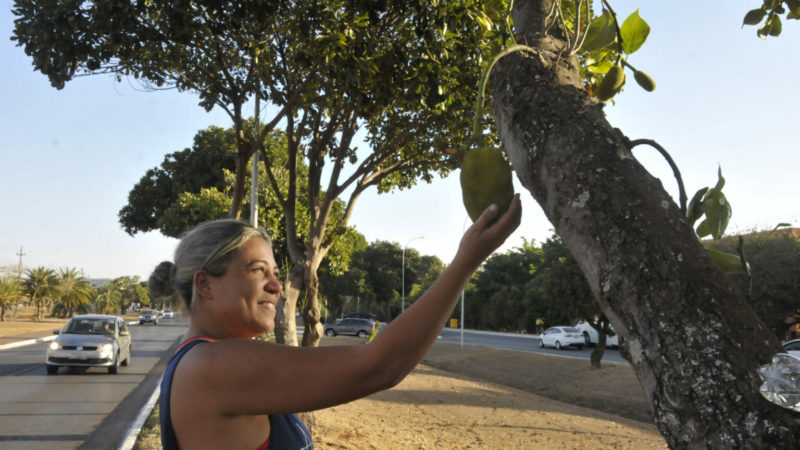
[193,269,214,301]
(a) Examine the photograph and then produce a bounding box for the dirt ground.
[1,316,667,448]
[312,337,665,449]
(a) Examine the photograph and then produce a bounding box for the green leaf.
[742,9,766,26]
[712,166,725,192]
[696,219,713,239]
[686,187,709,225]
[580,12,617,52]
[769,15,783,36]
[586,59,614,74]
[758,22,770,39]
[620,10,650,55]
[702,191,732,241]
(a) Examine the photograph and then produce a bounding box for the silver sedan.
[46,314,132,374]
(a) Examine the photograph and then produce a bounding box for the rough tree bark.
[491,0,800,447]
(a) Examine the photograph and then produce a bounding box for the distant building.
[88,278,112,289]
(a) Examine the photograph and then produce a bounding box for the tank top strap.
[159,337,214,450]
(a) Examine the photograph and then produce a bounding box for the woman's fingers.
[458,194,522,265]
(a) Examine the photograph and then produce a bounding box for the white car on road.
[539,326,584,350]
[573,320,620,348]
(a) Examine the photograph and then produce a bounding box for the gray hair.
[148,219,272,309]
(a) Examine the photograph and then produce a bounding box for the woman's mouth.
[258,300,276,312]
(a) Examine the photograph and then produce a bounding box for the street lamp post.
[402,236,424,313]
[461,217,469,348]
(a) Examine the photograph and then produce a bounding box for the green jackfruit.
[633,70,656,92]
[595,65,625,101]
[460,145,515,222]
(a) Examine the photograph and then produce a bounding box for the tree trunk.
[301,259,324,348]
[228,153,248,220]
[590,333,606,370]
[491,1,800,446]
[274,262,303,346]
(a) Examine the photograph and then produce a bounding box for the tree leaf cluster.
[118,126,239,236]
[687,167,732,241]
[742,0,800,39]
[715,228,800,339]
[318,240,442,322]
[463,235,605,334]
[566,4,655,100]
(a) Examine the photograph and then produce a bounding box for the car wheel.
[555,341,562,350]
[122,346,131,367]
[139,321,144,325]
[46,365,59,375]
[357,330,367,339]
[325,329,336,337]
[583,332,591,346]
[539,339,545,348]
[154,320,158,325]
[108,353,120,374]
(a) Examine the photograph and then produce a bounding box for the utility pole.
[16,246,25,280]
[14,246,25,320]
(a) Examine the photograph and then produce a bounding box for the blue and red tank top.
[160,336,313,449]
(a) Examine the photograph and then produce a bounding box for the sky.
[1,1,798,281]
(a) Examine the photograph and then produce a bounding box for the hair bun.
[148,261,177,300]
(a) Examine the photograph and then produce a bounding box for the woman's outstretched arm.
[178,196,522,416]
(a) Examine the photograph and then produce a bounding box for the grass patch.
[132,404,161,450]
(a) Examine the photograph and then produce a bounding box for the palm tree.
[0,277,22,322]
[95,289,122,314]
[54,268,94,318]
[23,267,59,321]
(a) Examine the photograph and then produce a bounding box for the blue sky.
[1,0,798,281]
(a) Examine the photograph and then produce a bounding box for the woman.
[149,195,521,449]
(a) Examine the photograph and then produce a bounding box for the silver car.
[46,315,132,374]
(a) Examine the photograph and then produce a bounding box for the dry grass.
[2,317,662,448]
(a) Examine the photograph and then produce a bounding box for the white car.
[163,309,174,319]
[539,326,585,350]
[782,339,800,357]
[573,320,620,348]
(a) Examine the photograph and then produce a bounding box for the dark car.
[46,315,132,374]
[342,312,377,320]
[324,318,376,339]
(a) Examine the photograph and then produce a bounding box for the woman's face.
[208,236,283,338]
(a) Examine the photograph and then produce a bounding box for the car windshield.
[64,318,115,335]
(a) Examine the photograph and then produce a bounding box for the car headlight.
[99,343,114,357]
[49,342,61,351]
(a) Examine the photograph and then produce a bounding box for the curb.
[0,334,57,351]
[119,377,162,450]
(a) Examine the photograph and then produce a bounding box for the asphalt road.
[437,327,627,364]
[0,320,623,449]
[0,319,186,449]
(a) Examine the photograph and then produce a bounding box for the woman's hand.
[454,194,522,270]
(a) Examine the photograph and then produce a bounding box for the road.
[0,319,186,449]
[437,327,627,364]
[0,320,622,449]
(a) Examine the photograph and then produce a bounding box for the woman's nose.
[265,277,283,295]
